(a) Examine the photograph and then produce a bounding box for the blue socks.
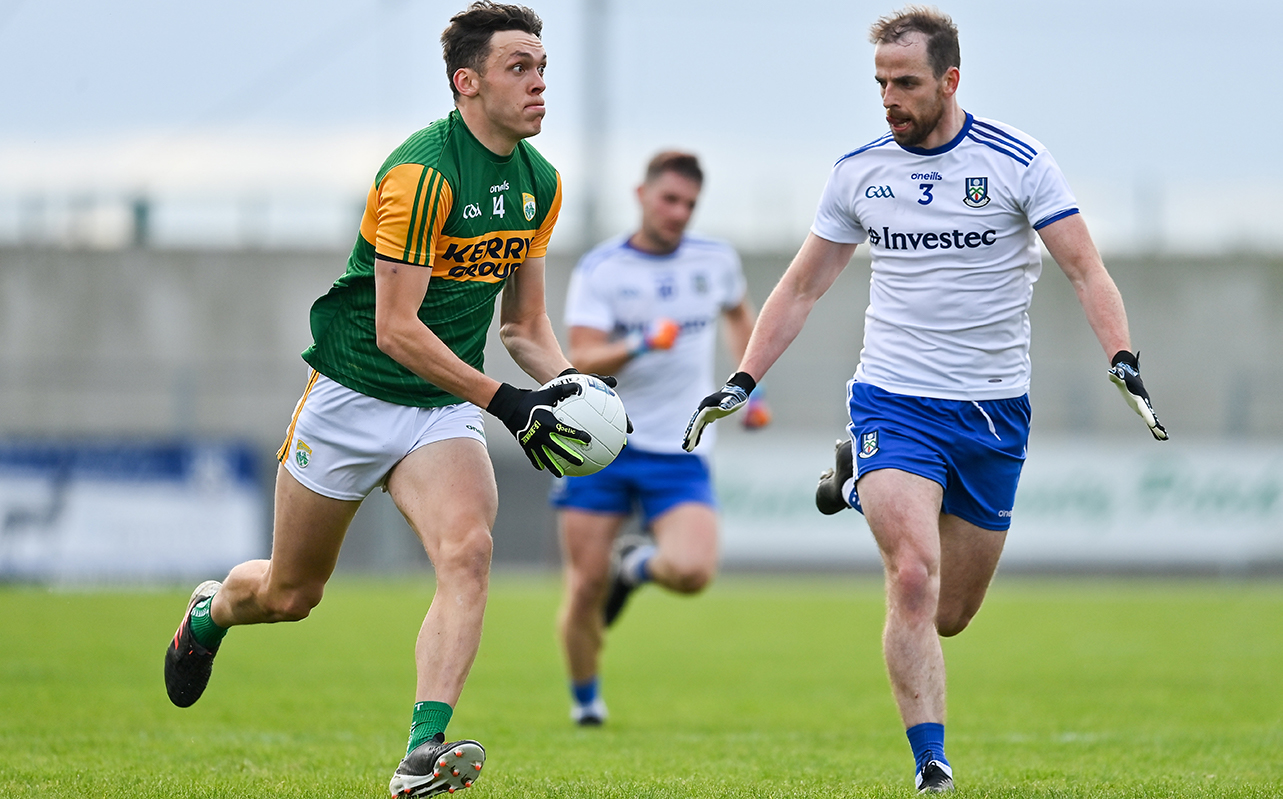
[906,722,949,773]
[571,676,600,708]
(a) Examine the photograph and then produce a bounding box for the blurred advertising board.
[0,440,265,582]
[713,434,1283,573]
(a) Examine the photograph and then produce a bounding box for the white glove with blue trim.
[1108,350,1168,441]
[682,371,756,452]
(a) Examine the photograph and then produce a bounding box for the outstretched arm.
[1039,214,1167,440]
[683,233,856,451]
[1038,213,1130,359]
[739,233,858,381]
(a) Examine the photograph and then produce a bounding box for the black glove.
[487,380,592,476]
[1108,350,1168,441]
[560,368,632,434]
[682,371,756,452]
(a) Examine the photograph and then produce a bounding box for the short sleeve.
[563,257,615,331]
[810,161,870,245]
[374,164,454,266]
[1021,151,1079,231]
[527,172,563,258]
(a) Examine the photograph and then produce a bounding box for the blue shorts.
[549,446,715,526]
[846,381,1030,531]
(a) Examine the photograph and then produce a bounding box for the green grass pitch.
[2,575,1280,797]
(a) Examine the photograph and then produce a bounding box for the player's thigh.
[385,437,498,563]
[267,462,362,590]
[559,510,628,587]
[855,467,945,568]
[650,502,719,570]
[936,513,1005,636]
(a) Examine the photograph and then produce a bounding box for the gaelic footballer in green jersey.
[304,108,562,408]
[166,7,583,799]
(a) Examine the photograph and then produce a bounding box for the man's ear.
[941,65,960,98]
[453,67,480,98]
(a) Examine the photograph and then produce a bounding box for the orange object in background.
[742,394,772,429]
[646,318,680,350]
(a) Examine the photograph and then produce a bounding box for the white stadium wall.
[0,440,263,582]
[712,433,1283,574]
[1,247,1281,577]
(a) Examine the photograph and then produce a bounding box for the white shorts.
[277,370,488,501]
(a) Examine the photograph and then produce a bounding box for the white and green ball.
[540,373,628,476]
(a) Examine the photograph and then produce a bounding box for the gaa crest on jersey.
[858,431,879,459]
[294,439,312,469]
[522,192,536,221]
[964,177,991,208]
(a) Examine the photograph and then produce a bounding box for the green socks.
[408,701,454,753]
[189,597,227,650]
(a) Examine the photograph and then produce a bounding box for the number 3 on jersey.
[918,183,934,206]
[492,194,505,217]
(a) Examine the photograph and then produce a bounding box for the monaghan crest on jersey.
[522,192,536,221]
[964,177,991,208]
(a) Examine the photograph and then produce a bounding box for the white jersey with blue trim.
[564,234,746,454]
[812,113,1079,401]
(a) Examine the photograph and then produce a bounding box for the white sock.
[841,476,856,508]
[620,544,656,585]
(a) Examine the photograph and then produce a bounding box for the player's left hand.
[683,371,756,452]
[560,368,632,433]
[1108,350,1168,441]
[741,386,772,430]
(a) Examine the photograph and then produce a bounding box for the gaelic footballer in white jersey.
[812,113,1079,401]
[564,234,746,453]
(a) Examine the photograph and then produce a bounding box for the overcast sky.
[0,0,1276,252]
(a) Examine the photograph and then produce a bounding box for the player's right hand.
[1108,350,1168,441]
[626,318,680,355]
[487,381,592,476]
[682,371,756,452]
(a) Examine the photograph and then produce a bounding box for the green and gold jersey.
[302,109,563,407]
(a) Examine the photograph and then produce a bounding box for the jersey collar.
[899,112,973,157]
[623,234,684,259]
[451,109,518,164]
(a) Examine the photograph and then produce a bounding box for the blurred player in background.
[551,151,769,725]
[684,6,1166,793]
[162,4,596,797]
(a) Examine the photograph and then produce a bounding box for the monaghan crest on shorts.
[964,177,990,208]
[859,431,879,459]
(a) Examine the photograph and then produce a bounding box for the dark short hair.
[440,2,543,99]
[868,5,960,79]
[644,151,704,186]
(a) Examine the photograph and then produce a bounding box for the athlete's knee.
[262,583,324,622]
[666,561,715,594]
[936,609,974,637]
[435,525,493,578]
[567,566,610,609]
[886,557,938,616]
[937,598,983,637]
